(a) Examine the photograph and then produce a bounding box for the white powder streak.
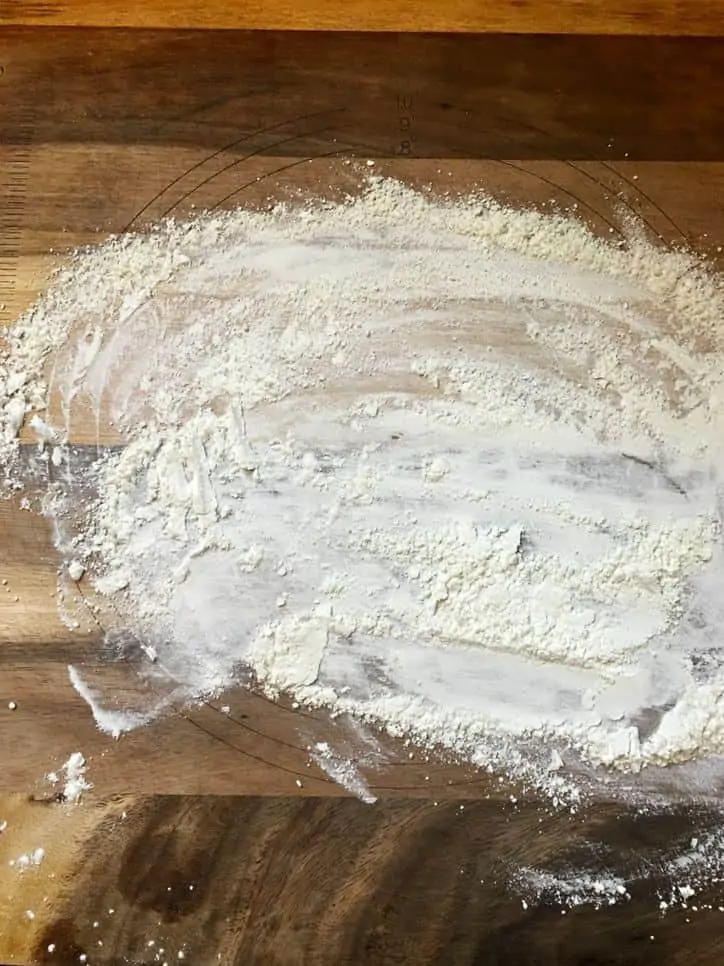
[511,823,724,911]
[311,741,377,804]
[512,867,630,908]
[68,664,151,738]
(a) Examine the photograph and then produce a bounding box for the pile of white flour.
[4,177,724,802]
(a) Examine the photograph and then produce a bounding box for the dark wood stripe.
[1,30,723,161]
[24,795,724,966]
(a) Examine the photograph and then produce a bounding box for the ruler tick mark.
[0,113,35,324]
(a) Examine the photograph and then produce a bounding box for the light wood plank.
[1,0,724,36]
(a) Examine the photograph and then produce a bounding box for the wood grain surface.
[2,21,724,966]
[2,0,724,36]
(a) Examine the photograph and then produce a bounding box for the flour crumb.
[67,560,85,582]
[60,752,91,804]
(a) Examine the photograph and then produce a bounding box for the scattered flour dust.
[509,822,724,913]
[4,178,724,815]
[9,847,45,872]
[511,866,630,910]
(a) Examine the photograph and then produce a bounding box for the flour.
[0,234,188,477]
[310,741,377,804]
[510,820,724,913]
[4,178,724,808]
[511,866,630,909]
[10,848,45,872]
[68,664,153,738]
[654,827,724,906]
[59,752,91,804]
[67,560,85,582]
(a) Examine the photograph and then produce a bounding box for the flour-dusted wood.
[2,22,724,966]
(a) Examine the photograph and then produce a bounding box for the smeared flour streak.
[311,742,377,804]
